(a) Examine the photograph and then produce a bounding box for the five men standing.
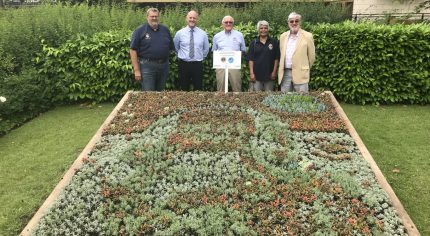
[174,10,209,91]
[130,9,315,93]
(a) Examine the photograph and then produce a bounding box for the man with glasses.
[278,12,315,93]
[212,15,246,92]
[130,8,174,91]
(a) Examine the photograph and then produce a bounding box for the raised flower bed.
[23,92,416,235]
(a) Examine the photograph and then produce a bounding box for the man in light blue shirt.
[174,10,209,91]
[212,15,246,92]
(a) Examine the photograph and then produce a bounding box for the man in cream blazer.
[278,12,316,92]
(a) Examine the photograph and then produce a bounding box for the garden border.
[20,91,420,236]
[329,93,420,236]
[20,91,131,236]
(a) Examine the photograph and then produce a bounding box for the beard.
[290,28,299,35]
[149,21,159,29]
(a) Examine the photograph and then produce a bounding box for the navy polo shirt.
[130,23,174,60]
[247,37,280,81]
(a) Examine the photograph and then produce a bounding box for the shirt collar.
[187,26,196,31]
[289,30,300,38]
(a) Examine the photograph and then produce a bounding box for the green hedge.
[36,22,430,104]
[0,3,350,135]
[0,68,57,136]
[0,4,145,76]
[36,32,138,102]
[35,23,264,102]
[310,21,430,104]
[1,20,429,135]
[0,3,350,78]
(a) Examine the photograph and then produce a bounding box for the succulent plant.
[32,92,407,235]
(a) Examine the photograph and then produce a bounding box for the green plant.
[0,4,145,76]
[262,93,327,113]
[342,104,430,235]
[311,21,430,104]
[0,68,58,135]
[36,31,139,103]
[30,92,407,235]
[0,103,115,236]
[2,101,429,235]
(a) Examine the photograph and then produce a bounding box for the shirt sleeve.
[203,33,209,58]
[173,31,180,54]
[168,29,174,51]
[130,29,139,50]
[240,34,246,52]
[212,34,218,51]
[247,39,255,61]
[274,39,280,60]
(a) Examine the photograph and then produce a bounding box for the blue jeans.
[139,59,169,91]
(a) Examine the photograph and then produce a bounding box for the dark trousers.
[178,59,203,91]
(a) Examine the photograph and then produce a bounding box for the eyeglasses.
[224,21,234,25]
[289,19,300,24]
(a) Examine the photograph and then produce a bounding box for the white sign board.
[212,51,242,69]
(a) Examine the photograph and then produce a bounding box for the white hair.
[256,20,269,31]
[288,12,302,20]
[222,15,234,24]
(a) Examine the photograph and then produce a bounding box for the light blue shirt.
[212,29,246,52]
[174,26,209,62]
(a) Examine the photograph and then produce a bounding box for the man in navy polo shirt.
[130,8,174,91]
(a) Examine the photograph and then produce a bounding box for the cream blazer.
[277,29,316,85]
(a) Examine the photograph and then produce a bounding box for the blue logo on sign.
[228,57,234,63]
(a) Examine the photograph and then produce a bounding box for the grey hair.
[146,8,159,16]
[288,12,302,20]
[222,15,234,24]
[256,20,269,31]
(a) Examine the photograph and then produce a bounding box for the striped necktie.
[189,28,195,59]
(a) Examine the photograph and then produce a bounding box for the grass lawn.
[0,102,428,235]
[0,103,115,236]
[341,104,430,236]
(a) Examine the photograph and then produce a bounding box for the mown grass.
[0,103,428,235]
[0,103,115,236]
[342,104,430,236]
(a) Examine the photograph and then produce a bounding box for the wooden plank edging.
[20,91,132,236]
[327,91,420,236]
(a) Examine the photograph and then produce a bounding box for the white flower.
[0,96,6,103]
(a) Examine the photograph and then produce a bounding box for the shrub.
[310,21,430,104]
[0,4,145,76]
[0,68,57,135]
[36,24,258,101]
[38,22,430,105]
[36,31,139,103]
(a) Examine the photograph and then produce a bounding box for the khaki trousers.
[216,69,242,92]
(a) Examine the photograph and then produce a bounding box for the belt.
[179,59,201,63]
[285,68,292,70]
[140,58,167,64]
